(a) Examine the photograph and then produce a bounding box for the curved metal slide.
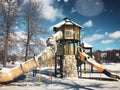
[0,31,63,83]
[78,51,120,79]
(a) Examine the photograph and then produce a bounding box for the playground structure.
[0,18,120,83]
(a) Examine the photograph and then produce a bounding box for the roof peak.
[53,18,82,29]
[63,18,71,22]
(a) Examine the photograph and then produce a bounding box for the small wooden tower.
[54,18,82,77]
[82,41,93,73]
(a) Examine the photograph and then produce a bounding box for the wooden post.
[79,27,81,45]
[25,73,28,86]
[60,56,63,78]
[89,64,91,78]
[55,54,57,77]
[49,58,53,83]
[37,67,41,86]
[69,41,71,55]
[100,72,102,80]
[80,64,82,77]
[90,48,93,73]
[84,62,86,73]
[62,25,65,55]
[73,24,76,55]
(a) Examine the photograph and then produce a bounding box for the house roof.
[53,18,82,28]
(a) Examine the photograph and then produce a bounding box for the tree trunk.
[3,38,8,67]
[25,38,30,61]
[25,17,30,61]
[3,28,10,67]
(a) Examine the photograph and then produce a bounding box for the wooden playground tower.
[54,18,84,78]
[0,18,119,83]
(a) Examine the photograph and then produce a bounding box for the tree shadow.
[41,77,94,90]
[81,77,118,81]
[0,74,26,85]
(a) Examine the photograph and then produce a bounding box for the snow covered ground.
[0,63,120,90]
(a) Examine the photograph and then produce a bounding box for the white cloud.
[108,31,120,39]
[83,34,104,42]
[15,31,27,41]
[57,0,61,2]
[106,48,112,51]
[41,0,64,21]
[9,31,27,41]
[49,26,54,31]
[15,31,47,46]
[101,39,114,44]
[81,31,85,35]
[83,20,93,28]
[39,38,47,46]
[75,0,104,17]
[71,7,76,13]
[25,0,64,21]
[95,29,102,33]
[64,0,69,2]
[105,32,108,35]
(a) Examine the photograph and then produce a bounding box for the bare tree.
[22,0,47,61]
[0,0,21,67]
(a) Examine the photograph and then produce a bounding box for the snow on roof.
[82,41,93,48]
[53,18,82,28]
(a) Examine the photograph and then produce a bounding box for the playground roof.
[82,41,93,49]
[53,18,82,28]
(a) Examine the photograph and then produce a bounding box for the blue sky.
[27,0,120,51]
